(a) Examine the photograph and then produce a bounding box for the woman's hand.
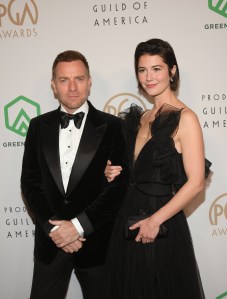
[129,217,160,244]
[104,160,122,182]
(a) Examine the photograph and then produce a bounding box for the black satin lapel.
[40,117,65,196]
[66,118,107,197]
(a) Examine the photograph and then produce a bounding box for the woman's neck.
[152,91,178,111]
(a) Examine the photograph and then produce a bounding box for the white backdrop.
[0,1,227,298]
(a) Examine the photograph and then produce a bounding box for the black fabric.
[30,251,74,299]
[102,104,210,299]
[74,265,104,299]
[30,251,104,299]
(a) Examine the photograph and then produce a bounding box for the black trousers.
[30,250,104,299]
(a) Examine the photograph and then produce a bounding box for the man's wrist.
[71,218,84,237]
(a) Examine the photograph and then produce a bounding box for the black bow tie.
[60,111,85,129]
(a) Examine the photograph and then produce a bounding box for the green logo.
[216,291,227,299]
[4,95,41,137]
[208,0,227,18]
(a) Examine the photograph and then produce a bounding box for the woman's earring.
[170,77,174,82]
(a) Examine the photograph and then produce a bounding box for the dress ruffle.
[118,103,143,131]
[120,104,211,181]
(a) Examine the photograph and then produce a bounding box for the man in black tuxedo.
[21,50,128,299]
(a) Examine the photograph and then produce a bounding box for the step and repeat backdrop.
[0,1,226,298]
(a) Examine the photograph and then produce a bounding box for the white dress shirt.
[52,101,89,236]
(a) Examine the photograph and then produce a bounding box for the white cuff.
[51,225,59,232]
[71,218,84,237]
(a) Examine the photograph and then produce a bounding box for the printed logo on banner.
[92,1,150,27]
[205,0,227,30]
[208,0,227,18]
[209,193,227,237]
[4,95,41,137]
[4,205,35,239]
[200,93,227,129]
[103,93,147,115]
[216,291,227,299]
[0,0,39,39]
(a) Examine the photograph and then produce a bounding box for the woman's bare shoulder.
[181,106,199,122]
[179,106,202,136]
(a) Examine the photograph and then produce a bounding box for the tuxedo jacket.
[21,101,128,268]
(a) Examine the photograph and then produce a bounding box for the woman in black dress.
[103,38,211,299]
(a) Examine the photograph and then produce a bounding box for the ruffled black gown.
[102,104,211,299]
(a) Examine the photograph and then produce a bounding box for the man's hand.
[62,238,86,253]
[49,220,80,248]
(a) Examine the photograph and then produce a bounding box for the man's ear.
[51,79,57,95]
[89,76,92,87]
[88,76,92,96]
[51,79,59,100]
